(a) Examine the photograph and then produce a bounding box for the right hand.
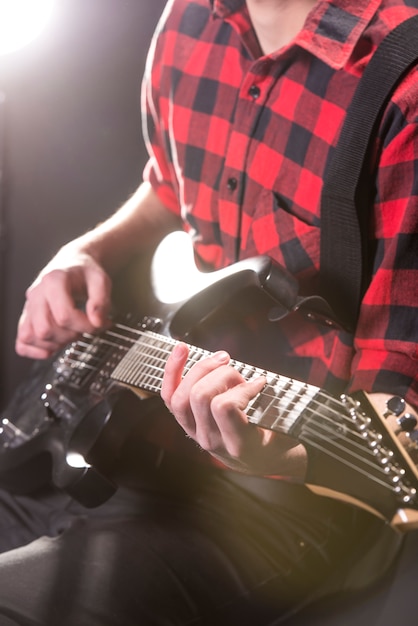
[15,243,112,360]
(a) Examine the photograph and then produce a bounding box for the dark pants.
[0,463,402,626]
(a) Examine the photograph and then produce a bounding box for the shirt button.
[227,177,238,191]
[248,84,260,99]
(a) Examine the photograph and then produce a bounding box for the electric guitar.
[1,232,418,531]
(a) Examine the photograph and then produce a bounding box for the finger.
[208,376,267,457]
[15,305,74,358]
[162,344,231,407]
[160,342,190,411]
[161,345,231,435]
[84,268,112,328]
[181,358,242,447]
[15,339,56,360]
[46,285,96,335]
[188,364,245,447]
[24,268,96,340]
[189,369,265,453]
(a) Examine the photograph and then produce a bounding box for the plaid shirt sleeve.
[350,72,418,407]
[141,1,182,217]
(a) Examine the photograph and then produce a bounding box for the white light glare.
[0,0,55,56]
[66,452,90,469]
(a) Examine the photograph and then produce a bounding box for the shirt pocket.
[247,187,320,279]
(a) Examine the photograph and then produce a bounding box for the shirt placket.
[217,59,274,263]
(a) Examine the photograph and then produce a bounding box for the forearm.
[63,182,182,276]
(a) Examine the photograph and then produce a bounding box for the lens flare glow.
[0,0,54,55]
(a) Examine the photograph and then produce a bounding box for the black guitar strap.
[320,15,418,332]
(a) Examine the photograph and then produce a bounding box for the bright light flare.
[0,0,55,56]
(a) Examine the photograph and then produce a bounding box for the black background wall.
[0,0,166,408]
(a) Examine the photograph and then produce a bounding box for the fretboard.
[109,328,322,436]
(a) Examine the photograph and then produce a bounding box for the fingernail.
[172,343,187,359]
[214,350,230,363]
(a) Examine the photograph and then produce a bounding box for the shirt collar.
[211,0,245,18]
[297,0,381,68]
[210,0,382,69]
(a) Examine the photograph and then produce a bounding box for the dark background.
[0,0,166,408]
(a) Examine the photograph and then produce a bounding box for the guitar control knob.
[384,396,405,418]
[406,429,418,449]
[399,413,418,432]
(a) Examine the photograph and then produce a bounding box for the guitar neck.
[59,313,418,529]
[108,325,322,437]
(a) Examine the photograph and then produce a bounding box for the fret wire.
[112,348,136,386]
[247,380,377,455]
[249,392,375,449]
[249,377,319,431]
[149,338,175,387]
[247,374,285,426]
[139,336,166,389]
[234,362,245,375]
[116,344,168,391]
[230,361,259,379]
[111,331,176,391]
[251,389,358,432]
[185,347,208,373]
[122,344,146,387]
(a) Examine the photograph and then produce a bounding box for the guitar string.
[58,341,411,499]
[66,327,383,441]
[60,328,406,488]
[64,343,410,498]
[296,428,408,494]
[74,327,364,421]
[300,420,400,486]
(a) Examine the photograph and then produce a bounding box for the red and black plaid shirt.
[143,0,418,408]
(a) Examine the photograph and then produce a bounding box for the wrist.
[59,228,120,275]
